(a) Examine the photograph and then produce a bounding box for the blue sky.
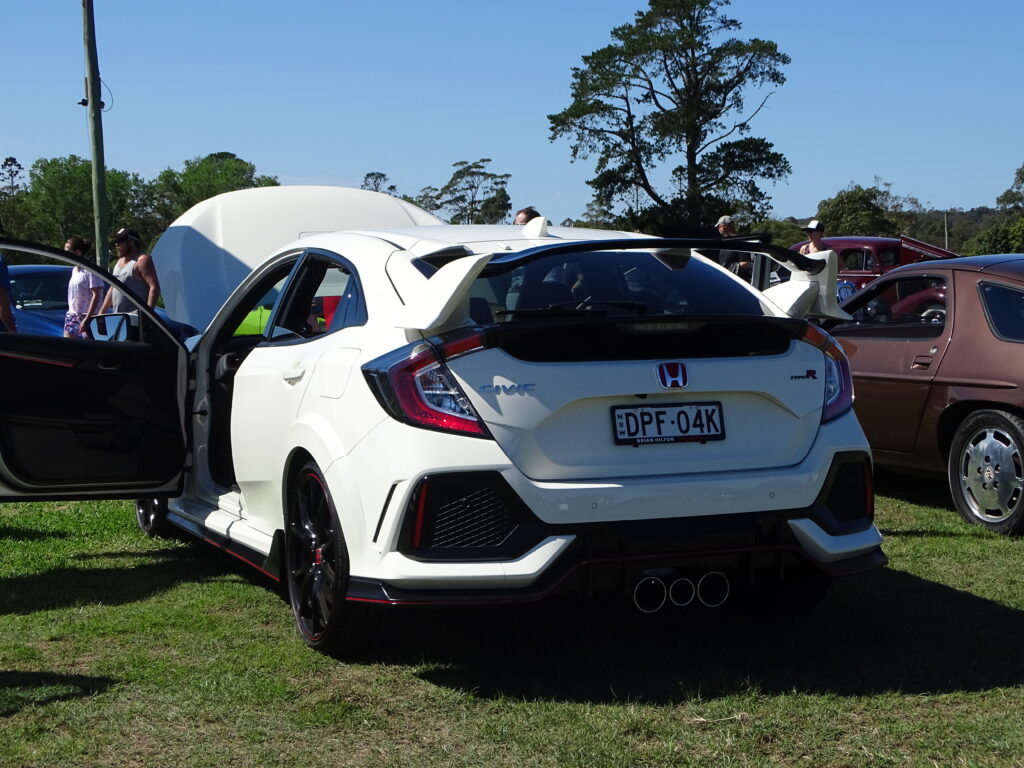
[5,1,1023,227]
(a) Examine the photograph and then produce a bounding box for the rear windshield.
[468,250,765,323]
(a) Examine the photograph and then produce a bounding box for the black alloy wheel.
[285,461,373,654]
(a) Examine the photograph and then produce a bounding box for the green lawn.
[3,473,1024,767]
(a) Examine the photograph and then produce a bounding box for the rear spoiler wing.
[387,236,849,333]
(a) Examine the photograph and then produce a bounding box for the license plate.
[612,402,725,446]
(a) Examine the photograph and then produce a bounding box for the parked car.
[791,236,959,297]
[5,261,198,340]
[0,187,884,654]
[7,264,70,336]
[829,254,1024,534]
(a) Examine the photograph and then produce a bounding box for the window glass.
[980,281,1024,342]
[267,255,363,341]
[878,248,900,269]
[832,275,947,339]
[840,249,866,271]
[474,249,765,322]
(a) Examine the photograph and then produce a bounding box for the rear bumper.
[347,450,885,605]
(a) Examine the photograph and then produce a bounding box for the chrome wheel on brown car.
[949,410,1024,535]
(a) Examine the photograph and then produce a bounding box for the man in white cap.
[799,220,826,255]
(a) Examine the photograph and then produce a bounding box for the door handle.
[911,355,933,370]
[97,360,124,372]
[282,366,306,383]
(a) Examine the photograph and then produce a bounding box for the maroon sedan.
[828,254,1024,534]
[792,236,959,293]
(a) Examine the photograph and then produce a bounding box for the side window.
[840,249,866,271]
[980,281,1024,342]
[230,279,287,337]
[267,253,364,341]
[832,275,947,339]
[878,248,900,269]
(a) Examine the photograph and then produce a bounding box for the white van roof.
[152,186,442,330]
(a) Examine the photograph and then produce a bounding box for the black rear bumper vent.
[400,472,546,561]
[827,462,869,522]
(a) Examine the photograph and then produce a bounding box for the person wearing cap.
[99,227,161,314]
[799,220,827,255]
[0,251,16,333]
[715,215,752,280]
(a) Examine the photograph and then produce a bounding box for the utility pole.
[81,0,108,267]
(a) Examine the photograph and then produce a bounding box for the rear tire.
[135,498,171,537]
[948,410,1024,535]
[285,461,375,654]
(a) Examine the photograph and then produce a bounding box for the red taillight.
[366,332,490,437]
[800,324,853,423]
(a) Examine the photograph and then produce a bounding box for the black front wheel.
[284,461,375,654]
[948,409,1024,535]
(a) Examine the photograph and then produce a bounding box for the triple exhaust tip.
[632,571,730,613]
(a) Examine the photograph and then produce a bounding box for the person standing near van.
[99,227,161,313]
[63,236,105,337]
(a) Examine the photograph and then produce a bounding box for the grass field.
[3,471,1024,767]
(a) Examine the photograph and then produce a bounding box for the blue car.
[8,263,197,340]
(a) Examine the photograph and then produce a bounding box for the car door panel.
[833,273,952,454]
[0,238,186,498]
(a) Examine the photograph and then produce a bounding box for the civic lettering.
[479,383,537,395]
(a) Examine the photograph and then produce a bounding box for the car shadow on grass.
[0,545,233,616]
[875,467,956,510]
[0,670,116,717]
[364,567,1024,703]
[0,522,70,541]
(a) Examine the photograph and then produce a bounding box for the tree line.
[2,0,1021,260]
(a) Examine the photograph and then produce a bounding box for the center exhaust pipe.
[632,576,667,614]
[696,570,730,608]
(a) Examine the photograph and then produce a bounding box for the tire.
[135,497,171,537]
[948,409,1024,535]
[284,461,374,654]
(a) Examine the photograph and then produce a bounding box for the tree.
[152,152,278,231]
[360,171,399,196]
[403,186,443,216]
[996,163,1024,211]
[814,184,898,237]
[437,159,511,224]
[16,155,155,250]
[0,157,27,236]
[548,0,791,230]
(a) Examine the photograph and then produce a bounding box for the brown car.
[828,254,1024,534]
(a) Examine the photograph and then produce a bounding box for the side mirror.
[87,313,132,342]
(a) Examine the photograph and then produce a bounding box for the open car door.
[0,238,187,501]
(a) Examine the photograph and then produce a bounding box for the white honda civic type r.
[0,187,884,654]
